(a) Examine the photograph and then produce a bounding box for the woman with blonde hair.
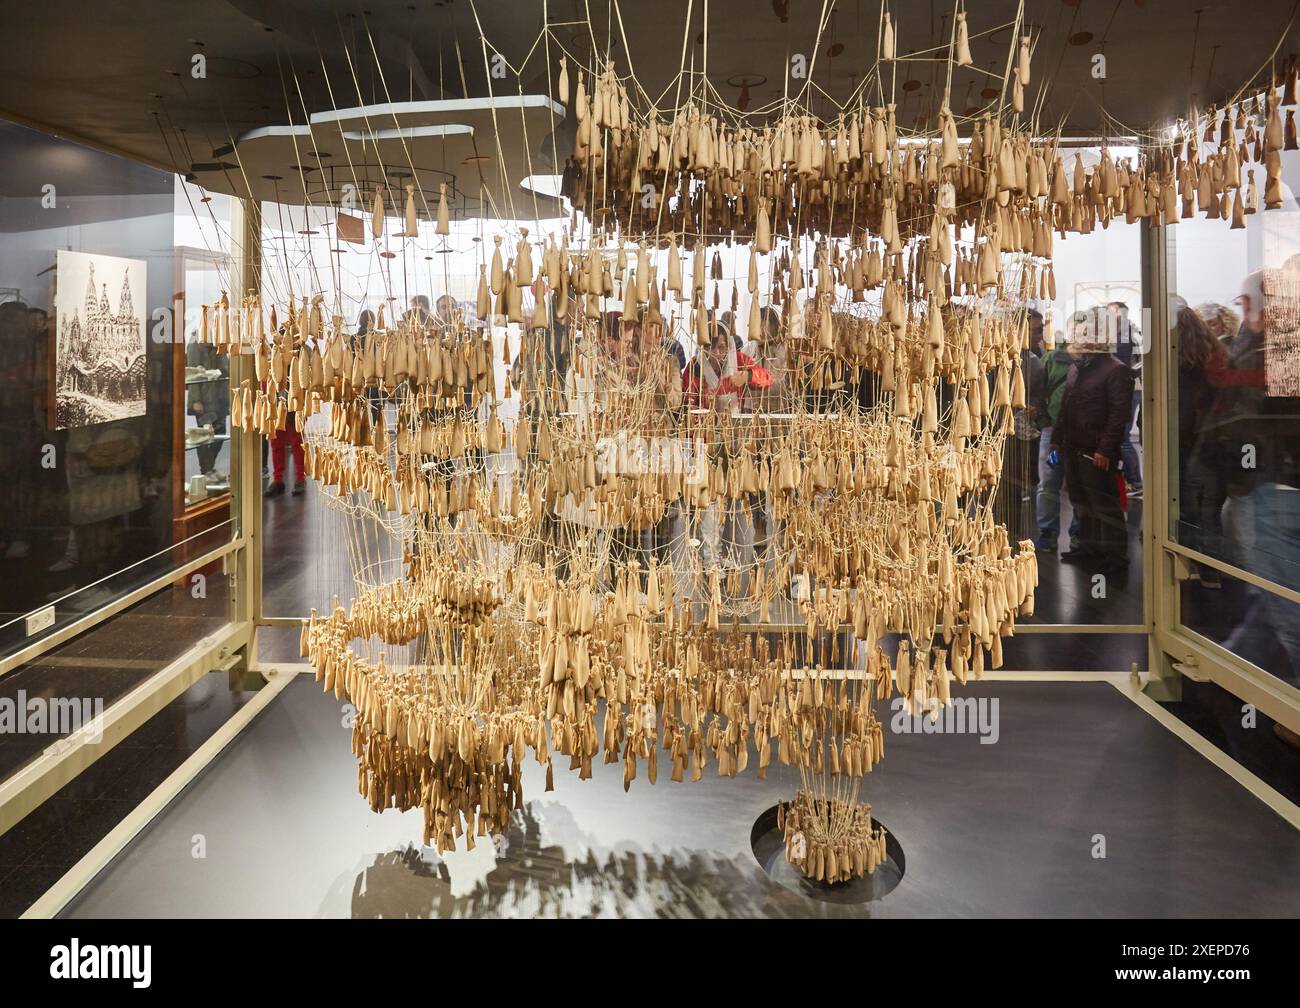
[1194,302,1239,342]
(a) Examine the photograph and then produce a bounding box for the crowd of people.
[1175,271,1300,690]
[1024,302,1142,576]
[264,280,1298,692]
[1010,277,1298,691]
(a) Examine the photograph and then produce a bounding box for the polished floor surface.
[63,677,1300,918]
[0,671,257,917]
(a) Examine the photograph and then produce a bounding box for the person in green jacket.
[1035,313,1082,552]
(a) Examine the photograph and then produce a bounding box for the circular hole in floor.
[750,804,905,904]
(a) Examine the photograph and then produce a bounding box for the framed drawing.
[54,249,147,429]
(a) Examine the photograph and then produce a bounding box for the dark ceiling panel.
[0,0,1295,178]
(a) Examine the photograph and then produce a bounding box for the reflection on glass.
[1172,129,1300,687]
[0,119,233,657]
[181,255,231,508]
[1181,562,1300,686]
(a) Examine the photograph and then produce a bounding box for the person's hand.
[733,369,750,387]
[1092,452,1110,470]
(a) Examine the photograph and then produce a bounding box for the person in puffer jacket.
[682,319,771,415]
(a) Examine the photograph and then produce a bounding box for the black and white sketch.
[55,249,147,429]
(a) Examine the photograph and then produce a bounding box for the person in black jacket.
[1050,313,1136,573]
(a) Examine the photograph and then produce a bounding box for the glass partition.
[0,120,237,662]
[1168,134,1300,690]
[1014,147,1146,632]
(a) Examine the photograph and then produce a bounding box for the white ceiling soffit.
[191,95,566,222]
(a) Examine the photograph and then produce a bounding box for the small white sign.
[26,605,55,636]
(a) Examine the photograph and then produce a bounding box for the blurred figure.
[684,320,771,572]
[266,324,307,499]
[353,309,382,422]
[267,415,306,498]
[1219,270,1300,684]
[1051,308,1136,573]
[746,306,792,415]
[625,316,684,414]
[1107,301,1143,496]
[1176,305,1264,588]
[405,294,431,326]
[185,334,228,477]
[1195,302,1240,343]
[1001,310,1047,540]
[1217,273,1271,562]
[0,301,39,561]
[682,319,770,414]
[1035,312,1082,552]
[433,294,456,328]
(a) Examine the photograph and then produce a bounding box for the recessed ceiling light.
[262,174,283,180]
[902,79,922,91]
[827,42,844,57]
[1070,31,1094,45]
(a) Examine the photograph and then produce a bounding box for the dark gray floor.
[62,677,1300,918]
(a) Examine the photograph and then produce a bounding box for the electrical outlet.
[25,605,55,636]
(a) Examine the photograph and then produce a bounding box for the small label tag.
[25,605,55,636]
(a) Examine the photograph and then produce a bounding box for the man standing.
[1051,312,1136,573]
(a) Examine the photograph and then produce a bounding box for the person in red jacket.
[682,319,771,414]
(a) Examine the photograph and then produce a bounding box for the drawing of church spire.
[118,268,134,318]
[100,283,110,319]
[84,260,97,318]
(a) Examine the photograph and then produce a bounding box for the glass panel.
[180,253,232,508]
[1170,111,1300,685]
[256,201,567,618]
[0,531,234,784]
[1015,147,1145,625]
[0,119,235,661]
[1180,563,1300,687]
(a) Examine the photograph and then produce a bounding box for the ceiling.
[0,0,1296,190]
